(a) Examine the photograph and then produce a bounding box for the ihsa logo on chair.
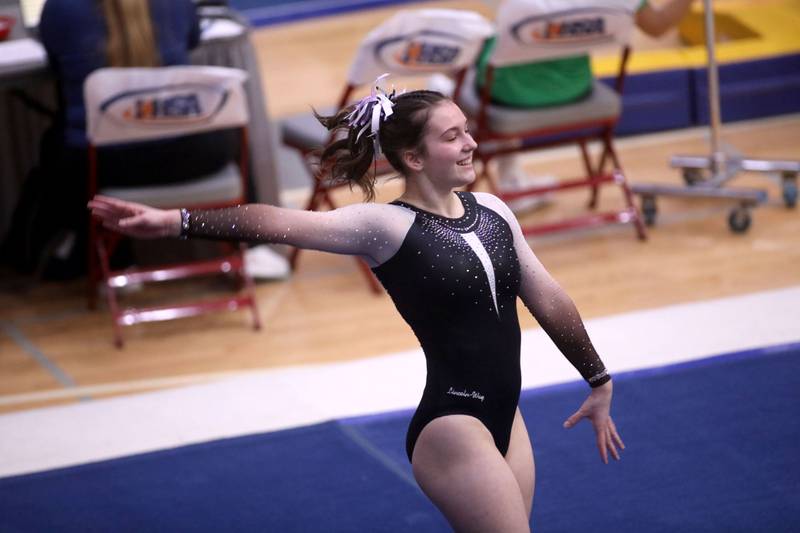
[375,30,468,71]
[100,83,230,127]
[511,7,630,47]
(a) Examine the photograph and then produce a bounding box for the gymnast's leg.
[411,415,531,533]
[505,408,535,519]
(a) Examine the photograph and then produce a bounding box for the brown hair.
[101,0,160,67]
[315,90,449,201]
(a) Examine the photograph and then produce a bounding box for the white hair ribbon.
[345,73,396,156]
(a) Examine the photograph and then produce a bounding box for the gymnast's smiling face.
[404,101,478,190]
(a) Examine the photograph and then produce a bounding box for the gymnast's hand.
[563,380,625,464]
[88,195,181,239]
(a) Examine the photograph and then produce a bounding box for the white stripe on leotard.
[461,231,498,316]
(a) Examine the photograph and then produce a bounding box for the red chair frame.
[87,127,261,348]
[468,46,646,241]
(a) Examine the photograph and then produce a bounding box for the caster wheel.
[782,172,797,208]
[641,196,657,226]
[682,168,703,186]
[728,206,751,234]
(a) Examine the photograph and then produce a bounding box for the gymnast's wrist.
[171,209,186,238]
[588,371,611,389]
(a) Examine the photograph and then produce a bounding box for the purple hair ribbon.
[345,73,396,156]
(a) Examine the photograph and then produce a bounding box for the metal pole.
[703,0,725,175]
[652,0,794,226]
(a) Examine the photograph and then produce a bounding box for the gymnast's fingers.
[609,418,625,450]
[606,425,620,461]
[595,426,608,464]
[90,204,123,222]
[563,409,584,429]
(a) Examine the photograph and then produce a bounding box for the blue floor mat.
[2,343,799,532]
[0,422,446,532]
[514,345,800,532]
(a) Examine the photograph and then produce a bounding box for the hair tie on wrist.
[179,208,191,239]
[588,370,610,387]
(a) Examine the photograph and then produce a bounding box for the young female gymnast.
[89,85,624,532]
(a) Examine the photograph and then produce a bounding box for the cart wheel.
[728,206,751,233]
[682,168,703,186]
[781,172,797,208]
[641,196,657,226]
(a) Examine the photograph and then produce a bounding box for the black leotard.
[372,192,524,461]
[181,191,610,463]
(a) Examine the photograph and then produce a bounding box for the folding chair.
[85,66,260,347]
[459,0,646,240]
[280,8,494,291]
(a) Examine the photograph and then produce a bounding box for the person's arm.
[184,0,201,50]
[87,195,409,266]
[635,0,694,38]
[38,0,68,64]
[477,194,609,387]
[474,192,624,463]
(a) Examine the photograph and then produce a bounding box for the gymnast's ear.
[402,149,424,173]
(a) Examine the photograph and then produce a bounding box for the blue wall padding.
[601,68,694,136]
[693,53,800,124]
[236,0,424,27]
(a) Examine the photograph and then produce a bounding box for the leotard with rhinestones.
[372,191,525,460]
[181,191,611,462]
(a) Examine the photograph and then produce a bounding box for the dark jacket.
[40,0,200,147]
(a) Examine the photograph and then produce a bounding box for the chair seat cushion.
[458,69,621,136]
[280,106,337,150]
[99,162,243,208]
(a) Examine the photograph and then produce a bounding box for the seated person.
[475,0,694,211]
[4,0,287,280]
[41,0,239,188]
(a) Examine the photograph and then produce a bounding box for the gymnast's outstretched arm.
[87,195,414,267]
[474,192,625,463]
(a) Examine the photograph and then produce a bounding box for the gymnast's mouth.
[457,157,472,166]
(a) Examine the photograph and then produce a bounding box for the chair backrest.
[491,0,637,67]
[85,65,249,146]
[347,8,494,86]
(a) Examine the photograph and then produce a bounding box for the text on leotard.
[447,387,485,402]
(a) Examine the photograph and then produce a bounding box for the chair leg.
[288,245,301,270]
[249,300,262,330]
[580,141,602,210]
[87,221,100,310]
[613,170,647,241]
[356,258,383,294]
[97,236,125,348]
[601,132,645,240]
[238,243,262,331]
[603,130,623,170]
[597,143,610,175]
[224,241,261,329]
